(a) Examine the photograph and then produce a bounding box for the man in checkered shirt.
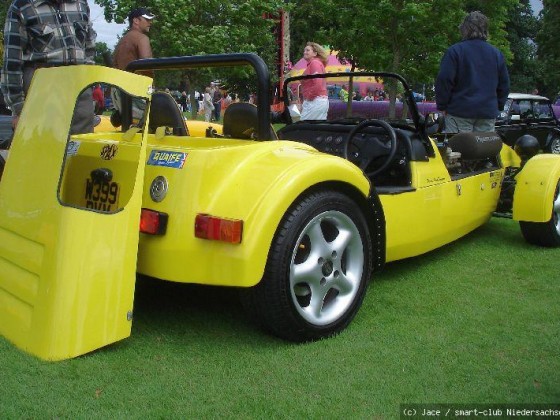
[1,0,97,134]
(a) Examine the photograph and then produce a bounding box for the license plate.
[84,178,120,212]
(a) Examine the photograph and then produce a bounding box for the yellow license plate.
[84,177,120,212]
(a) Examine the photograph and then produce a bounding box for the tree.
[94,42,113,66]
[536,0,560,98]
[504,0,541,93]
[290,0,515,92]
[330,1,465,82]
[288,0,334,64]
[95,0,286,116]
[0,1,8,67]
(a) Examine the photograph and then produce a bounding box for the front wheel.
[241,190,374,342]
[548,136,560,154]
[0,154,5,182]
[519,179,560,247]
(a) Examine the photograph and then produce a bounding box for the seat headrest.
[222,102,277,140]
[148,92,188,136]
[223,103,259,139]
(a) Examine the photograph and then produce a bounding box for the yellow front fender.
[513,154,560,222]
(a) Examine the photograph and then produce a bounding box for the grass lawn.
[1,217,558,418]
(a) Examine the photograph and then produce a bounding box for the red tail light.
[140,209,168,235]
[195,214,243,244]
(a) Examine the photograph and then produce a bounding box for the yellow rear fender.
[237,147,372,287]
[513,154,560,222]
[138,141,372,287]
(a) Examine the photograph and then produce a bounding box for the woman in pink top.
[301,42,329,120]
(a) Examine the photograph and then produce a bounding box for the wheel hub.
[321,260,334,277]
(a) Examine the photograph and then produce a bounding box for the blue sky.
[89,1,127,48]
[530,0,543,14]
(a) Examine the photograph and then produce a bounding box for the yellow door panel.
[383,166,503,262]
[0,65,152,360]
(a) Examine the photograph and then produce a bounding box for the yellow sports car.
[0,54,559,360]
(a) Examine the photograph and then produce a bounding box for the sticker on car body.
[147,150,188,169]
[66,140,81,156]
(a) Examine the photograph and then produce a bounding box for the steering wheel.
[342,119,398,177]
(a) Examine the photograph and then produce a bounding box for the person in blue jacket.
[435,11,510,133]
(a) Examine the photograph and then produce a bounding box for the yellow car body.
[0,56,559,360]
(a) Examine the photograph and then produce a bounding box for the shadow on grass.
[126,217,538,349]
[129,276,287,348]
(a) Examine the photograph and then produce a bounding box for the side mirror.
[425,112,439,126]
[425,112,444,134]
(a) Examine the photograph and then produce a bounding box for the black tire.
[519,179,560,247]
[548,136,560,154]
[0,154,5,182]
[241,190,373,342]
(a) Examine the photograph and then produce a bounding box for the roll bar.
[125,53,271,140]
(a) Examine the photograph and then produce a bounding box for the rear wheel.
[241,190,373,342]
[519,179,560,247]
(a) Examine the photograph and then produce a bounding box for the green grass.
[1,217,559,418]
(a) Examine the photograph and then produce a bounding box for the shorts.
[301,96,329,120]
[444,114,496,133]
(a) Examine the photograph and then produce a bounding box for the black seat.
[448,132,502,160]
[148,92,188,136]
[222,102,277,139]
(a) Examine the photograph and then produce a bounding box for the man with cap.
[1,0,97,133]
[113,7,155,72]
[112,7,155,122]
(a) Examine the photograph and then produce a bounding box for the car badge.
[150,176,168,202]
[100,143,118,160]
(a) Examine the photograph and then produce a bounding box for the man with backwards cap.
[112,7,155,122]
[113,7,155,71]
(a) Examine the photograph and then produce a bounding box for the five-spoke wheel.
[241,190,373,342]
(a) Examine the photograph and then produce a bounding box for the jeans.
[213,101,221,121]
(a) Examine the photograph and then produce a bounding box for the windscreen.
[284,72,428,127]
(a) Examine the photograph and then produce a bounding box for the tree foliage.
[94,0,285,98]
[505,0,541,93]
[537,0,560,98]
[287,0,333,64]
[94,42,112,66]
[290,0,516,91]
[1,0,554,103]
[0,1,9,67]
